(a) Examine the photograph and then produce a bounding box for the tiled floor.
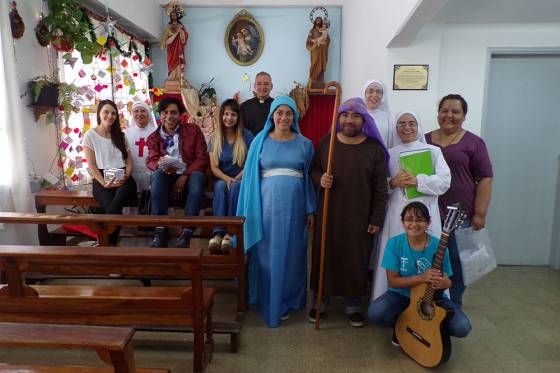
[0,266,558,372]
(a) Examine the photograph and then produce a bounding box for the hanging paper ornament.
[63,127,72,135]
[97,36,107,46]
[9,1,25,39]
[73,128,80,134]
[121,60,128,68]
[106,66,116,75]
[64,57,78,69]
[71,174,80,182]
[75,156,83,168]
[97,70,107,78]
[123,79,131,87]
[78,69,86,78]
[91,74,97,81]
[133,72,138,77]
[139,63,153,76]
[114,75,121,83]
[116,101,125,110]
[132,55,139,61]
[129,87,136,95]
[94,84,104,92]
[97,16,117,40]
[77,86,88,95]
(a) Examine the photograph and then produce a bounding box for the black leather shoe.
[176,230,192,248]
[150,228,168,248]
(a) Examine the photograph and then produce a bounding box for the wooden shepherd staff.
[316,81,341,330]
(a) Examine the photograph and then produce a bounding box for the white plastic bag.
[454,227,497,286]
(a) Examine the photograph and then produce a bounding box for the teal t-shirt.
[381,233,453,298]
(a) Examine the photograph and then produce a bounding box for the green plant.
[36,0,101,64]
[29,74,77,122]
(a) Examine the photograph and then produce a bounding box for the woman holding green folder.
[370,111,451,302]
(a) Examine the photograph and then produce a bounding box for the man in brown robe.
[309,97,388,327]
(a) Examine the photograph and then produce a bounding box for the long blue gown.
[249,134,316,327]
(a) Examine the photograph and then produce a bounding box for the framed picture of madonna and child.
[225,10,264,66]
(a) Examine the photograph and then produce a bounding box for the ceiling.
[433,0,560,23]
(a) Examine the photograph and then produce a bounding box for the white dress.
[370,139,451,301]
[368,109,394,149]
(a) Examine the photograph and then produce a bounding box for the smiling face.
[272,105,294,131]
[160,103,181,133]
[364,83,383,110]
[98,103,117,129]
[402,208,430,239]
[254,74,272,100]
[396,113,418,144]
[222,106,238,129]
[132,106,149,128]
[338,111,364,137]
[437,99,466,133]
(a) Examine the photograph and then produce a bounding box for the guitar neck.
[424,232,450,302]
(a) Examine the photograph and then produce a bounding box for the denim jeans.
[212,179,241,235]
[448,220,471,305]
[367,291,471,338]
[150,170,206,232]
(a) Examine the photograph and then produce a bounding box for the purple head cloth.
[336,97,389,164]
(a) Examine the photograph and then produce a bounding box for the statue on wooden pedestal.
[306,7,330,89]
[161,1,188,91]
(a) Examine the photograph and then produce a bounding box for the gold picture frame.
[224,10,264,66]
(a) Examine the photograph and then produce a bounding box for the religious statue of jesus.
[306,16,330,89]
[160,1,188,86]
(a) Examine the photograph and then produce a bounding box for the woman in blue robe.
[237,96,316,328]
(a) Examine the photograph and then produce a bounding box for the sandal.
[208,234,223,254]
[221,234,233,254]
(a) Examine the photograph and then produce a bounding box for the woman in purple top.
[425,94,493,305]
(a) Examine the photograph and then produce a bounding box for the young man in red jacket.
[146,97,209,247]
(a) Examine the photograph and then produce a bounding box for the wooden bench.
[0,212,246,353]
[34,189,214,246]
[0,323,169,373]
[0,246,213,373]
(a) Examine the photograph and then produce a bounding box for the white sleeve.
[82,130,95,150]
[416,148,451,196]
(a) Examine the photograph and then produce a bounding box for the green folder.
[399,149,434,200]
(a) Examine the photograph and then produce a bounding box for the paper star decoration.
[96,16,117,46]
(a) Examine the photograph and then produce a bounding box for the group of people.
[82,71,493,346]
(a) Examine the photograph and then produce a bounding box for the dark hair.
[158,97,186,114]
[96,100,127,161]
[438,94,468,114]
[219,99,241,129]
[401,202,431,222]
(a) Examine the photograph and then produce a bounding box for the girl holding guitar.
[367,202,471,351]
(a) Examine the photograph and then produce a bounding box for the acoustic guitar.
[394,203,465,368]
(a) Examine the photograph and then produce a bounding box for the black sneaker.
[392,331,400,347]
[307,309,326,323]
[150,228,168,248]
[347,312,365,327]
[176,230,192,248]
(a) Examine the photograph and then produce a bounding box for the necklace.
[437,129,463,147]
[407,233,429,272]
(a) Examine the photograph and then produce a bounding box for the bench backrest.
[0,246,204,325]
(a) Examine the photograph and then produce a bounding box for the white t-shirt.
[124,125,155,191]
[82,129,126,169]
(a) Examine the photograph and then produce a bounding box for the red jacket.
[146,122,209,177]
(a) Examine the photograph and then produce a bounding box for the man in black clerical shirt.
[240,71,274,136]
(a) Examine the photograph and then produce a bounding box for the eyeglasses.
[403,217,427,223]
[396,121,418,128]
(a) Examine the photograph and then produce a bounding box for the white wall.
[437,22,560,135]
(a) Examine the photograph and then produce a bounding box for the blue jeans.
[368,291,471,338]
[150,170,206,232]
[448,220,471,305]
[212,179,241,235]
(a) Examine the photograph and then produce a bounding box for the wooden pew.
[0,323,169,373]
[0,246,213,373]
[0,212,247,352]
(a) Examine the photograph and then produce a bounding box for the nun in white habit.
[363,79,395,148]
[370,110,451,301]
[124,101,157,192]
